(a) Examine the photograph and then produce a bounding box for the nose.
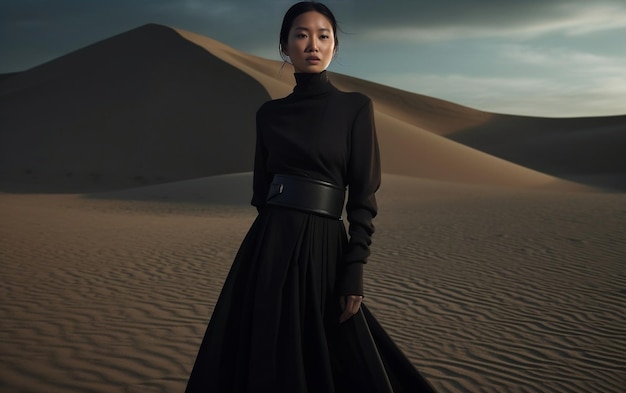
[307,36,319,52]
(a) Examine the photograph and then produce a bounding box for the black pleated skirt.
[185,205,436,393]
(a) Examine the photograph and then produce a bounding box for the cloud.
[498,44,626,83]
[359,1,626,42]
[370,72,626,117]
[0,0,624,117]
[365,40,626,117]
[0,0,278,70]
[379,73,554,100]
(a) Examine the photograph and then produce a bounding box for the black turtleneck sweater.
[251,71,381,296]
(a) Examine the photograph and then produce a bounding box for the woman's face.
[284,11,335,73]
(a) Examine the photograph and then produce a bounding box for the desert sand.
[1,24,625,393]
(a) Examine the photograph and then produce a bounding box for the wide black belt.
[266,174,345,219]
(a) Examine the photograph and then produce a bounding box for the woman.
[185,2,436,392]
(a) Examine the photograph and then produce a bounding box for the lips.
[306,56,320,61]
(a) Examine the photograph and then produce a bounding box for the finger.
[339,296,349,323]
[339,295,363,323]
[339,306,357,323]
[347,295,362,314]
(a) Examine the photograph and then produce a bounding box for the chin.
[293,61,329,73]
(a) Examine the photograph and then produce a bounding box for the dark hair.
[279,1,339,61]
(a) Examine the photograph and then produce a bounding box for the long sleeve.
[251,108,272,211]
[339,98,381,296]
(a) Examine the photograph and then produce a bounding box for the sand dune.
[174,26,624,190]
[88,172,254,207]
[1,23,625,393]
[173,27,589,191]
[446,114,626,190]
[2,24,622,193]
[1,174,625,392]
[0,24,269,192]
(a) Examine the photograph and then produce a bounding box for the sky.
[1,0,625,117]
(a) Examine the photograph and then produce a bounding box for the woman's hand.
[339,295,363,323]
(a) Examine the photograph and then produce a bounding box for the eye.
[320,34,330,40]
[296,33,307,38]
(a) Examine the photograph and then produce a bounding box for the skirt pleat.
[185,206,436,393]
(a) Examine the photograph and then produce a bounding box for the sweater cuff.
[338,262,364,296]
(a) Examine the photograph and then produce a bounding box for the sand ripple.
[1,183,625,392]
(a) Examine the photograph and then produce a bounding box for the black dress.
[185,71,436,393]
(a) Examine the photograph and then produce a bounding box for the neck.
[292,71,333,96]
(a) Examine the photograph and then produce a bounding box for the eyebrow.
[294,27,331,32]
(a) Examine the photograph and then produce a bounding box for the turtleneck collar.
[292,71,334,96]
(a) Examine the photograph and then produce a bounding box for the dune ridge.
[173,26,624,191]
[173,27,592,191]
